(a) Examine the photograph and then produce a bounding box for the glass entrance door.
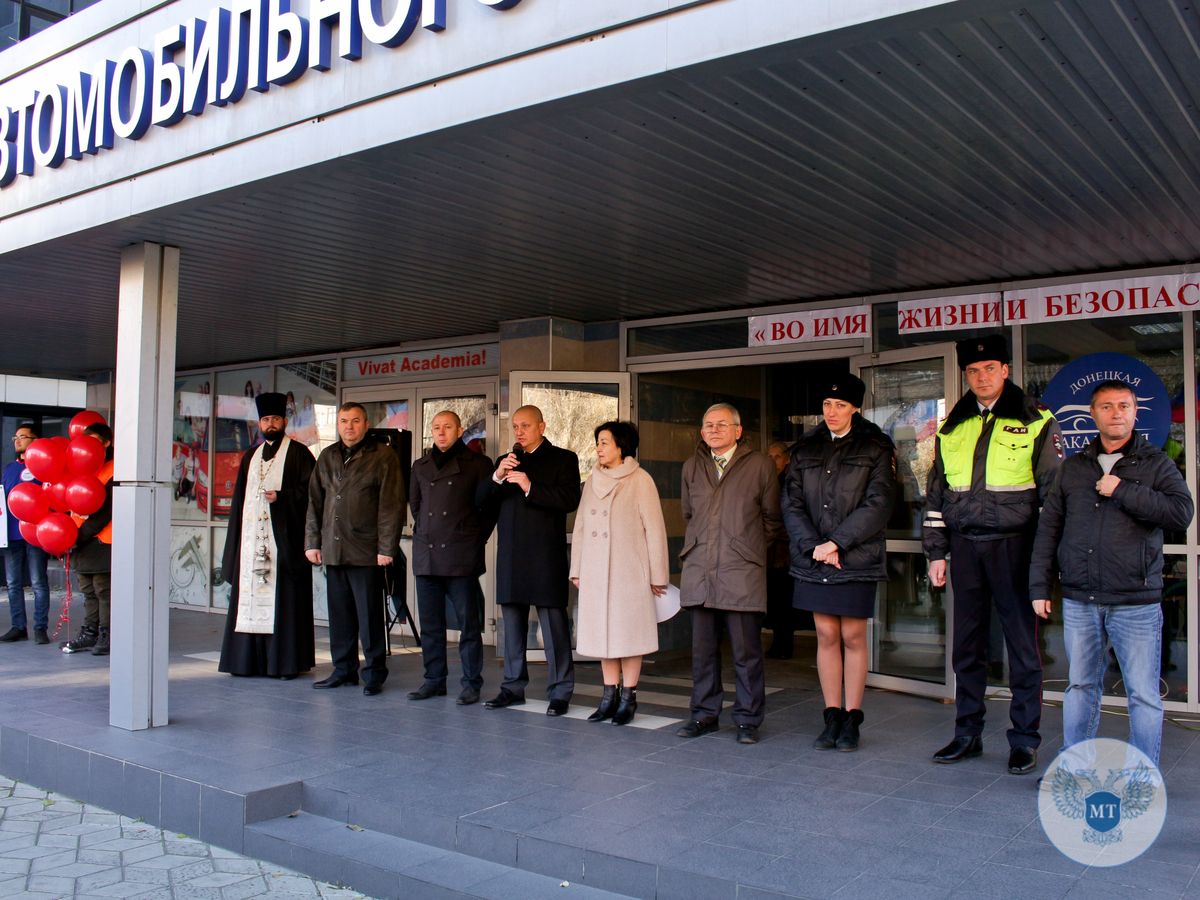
[852,344,958,699]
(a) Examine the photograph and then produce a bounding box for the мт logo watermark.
[1038,738,1167,866]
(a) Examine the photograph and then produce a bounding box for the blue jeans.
[1062,598,1163,765]
[4,540,50,631]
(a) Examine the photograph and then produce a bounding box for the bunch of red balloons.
[7,411,108,556]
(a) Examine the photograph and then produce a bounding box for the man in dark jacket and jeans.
[1031,380,1193,765]
[407,410,494,706]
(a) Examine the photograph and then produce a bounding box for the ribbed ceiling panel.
[3,0,1200,375]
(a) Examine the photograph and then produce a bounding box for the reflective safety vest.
[939,411,1055,495]
[71,460,113,544]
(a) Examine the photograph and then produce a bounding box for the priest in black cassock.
[219,392,317,679]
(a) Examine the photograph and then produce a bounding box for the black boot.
[61,625,97,653]
[587,685,619,722]
[91,627,110,656]
[836,709,864,752]
[611,686,638,726]
[813,707,845,751]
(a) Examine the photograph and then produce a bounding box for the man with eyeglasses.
[2,424,50,644]
[923,335,1063,775]
[676,403,781,745]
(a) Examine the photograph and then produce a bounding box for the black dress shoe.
[312,674,359,689]
[546,699,570,716]
[933,735,983,763]
[363,685,382,696]
[407,683,447,700]
[736,725,759,745]
[675,719,719,739]
[1008,746,1037,775]
[484,689,525,709]
[0,628,28,643]
[33,629,49,645]
[456,688,480,706]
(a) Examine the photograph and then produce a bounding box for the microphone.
[510,442,525,467]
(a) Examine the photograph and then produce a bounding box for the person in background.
[783,376,896,751]
[571,421,669,726]
[2,424,50,644]
[64,423,115,656]
[676,403,781,745]
[765,440,797,659]
[1031,380,1193,765]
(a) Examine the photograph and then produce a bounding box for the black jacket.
[409,441,495,578]
[480,439,581,608]
[782,415,896,584]
[1030,434,1193,605]
[305,438,406,566]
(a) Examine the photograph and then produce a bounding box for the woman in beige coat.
[570,421,669,725]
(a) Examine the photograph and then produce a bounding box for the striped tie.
[714,455,727,479]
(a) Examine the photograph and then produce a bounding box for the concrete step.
[245,810,634,900]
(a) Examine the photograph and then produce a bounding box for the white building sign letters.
[0,0,521,188]
[898,274,1199,334]
[748,305,870,348]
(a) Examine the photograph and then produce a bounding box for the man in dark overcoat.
[407,410,495,706]
[219,393,316,679]
[480,405,581,715]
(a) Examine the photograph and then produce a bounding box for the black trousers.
[499,603,574,702]
[949,532,1042,748]
[689,607,766,727]
[326,565,388,688]
[416,575,484,691]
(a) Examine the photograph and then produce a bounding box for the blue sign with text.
[1041,352,1171,457]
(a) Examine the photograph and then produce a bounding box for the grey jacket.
[680,441,782,612]
[305,439,406,566]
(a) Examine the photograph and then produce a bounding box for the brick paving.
[0,778,371,900]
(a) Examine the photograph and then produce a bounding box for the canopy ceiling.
[3,0,1200,375]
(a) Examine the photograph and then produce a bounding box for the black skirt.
[793,580,877,619]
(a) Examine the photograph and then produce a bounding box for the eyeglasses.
[701,422,735,431]
[11,435,33,442]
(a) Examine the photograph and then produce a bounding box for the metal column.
[110,243,178,730]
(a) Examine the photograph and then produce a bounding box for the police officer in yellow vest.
[63,423,114,657]
[924,335,1062,775]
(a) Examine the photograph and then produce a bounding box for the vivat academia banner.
[897,273,1200,334]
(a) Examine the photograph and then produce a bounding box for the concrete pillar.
[110,243,178,730]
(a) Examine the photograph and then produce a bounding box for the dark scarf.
[431,439,466,470]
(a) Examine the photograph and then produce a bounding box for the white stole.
[236,438,289,634]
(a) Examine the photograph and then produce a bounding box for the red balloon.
[6,482,49,524]
[68,434,105,476]
[36,513,78,556]
[65,476,105,516]
[69,411,106,440]
[23,438,68,483]
[18,521,41,548]
[45,481,70,513]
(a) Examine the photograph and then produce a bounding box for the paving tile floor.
[0,777,372,899]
